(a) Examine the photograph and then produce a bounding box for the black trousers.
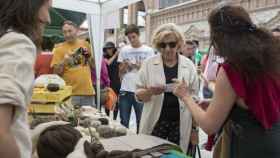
[105,102,119,120]
[151,119,180,145]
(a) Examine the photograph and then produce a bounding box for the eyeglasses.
[158,42,177,49]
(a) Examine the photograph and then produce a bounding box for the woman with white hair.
[135,23,199,152]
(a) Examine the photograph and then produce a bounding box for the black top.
[228,105,280,158]
[159,63,180,122]
[106,56,121,94]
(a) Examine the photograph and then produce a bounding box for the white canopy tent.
[53,0,142,109]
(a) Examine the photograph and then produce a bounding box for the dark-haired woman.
[103,42,121,120]
[174,5,280,158]
[0,0,52,157]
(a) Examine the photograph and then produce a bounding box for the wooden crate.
[31,86,72,103]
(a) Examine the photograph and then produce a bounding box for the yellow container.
[28,103,60,114]
[28,98,72,114]
[31,86,72,103]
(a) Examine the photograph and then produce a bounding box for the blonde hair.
[152,23,185,51]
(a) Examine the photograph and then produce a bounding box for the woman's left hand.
[173,79,190,99]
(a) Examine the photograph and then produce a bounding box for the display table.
[101,134,173,151]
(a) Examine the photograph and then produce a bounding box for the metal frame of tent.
[53,0,141,110]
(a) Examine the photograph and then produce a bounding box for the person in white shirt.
[118,24,154,133]
[0,0,52,157]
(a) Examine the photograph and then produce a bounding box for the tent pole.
[96,3,104,112]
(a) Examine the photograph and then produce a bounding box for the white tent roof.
[52,0,142,109]
[53,0,141,15]
[87,0,108,2]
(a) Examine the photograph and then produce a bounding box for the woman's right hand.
[148,85,165,95]
[135,85,164,102]
[135,89,153,102]
[173,79,191,100]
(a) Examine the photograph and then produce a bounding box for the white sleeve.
[136,59,148,89]
[0,32,36,120]
[150,48,155,56]
[117,47,125,63]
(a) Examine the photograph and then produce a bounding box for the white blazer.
[136,54,199,152]
[0,31,36,158]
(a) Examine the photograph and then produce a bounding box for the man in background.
[181,40,196,63]
[118,24,154,133]
[192,40,203,66]
[51,20,95,107]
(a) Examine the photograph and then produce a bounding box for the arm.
[106,52,119,66]
[135,88,153,102]
[135,60,164,102]
[118,61,129,79]
[84,41,95,69]
[135,60,150,102]
[174,68,236,135]
[136,86,165,103]
[135,85,165,103]
[132,60,142,70]
[88,57,95,69]
[101,59,110,87]
[0,105,20,158]
[52,63,65,76]
[117,49,127,80]
[51,47,66,76]
[0,32,37,158]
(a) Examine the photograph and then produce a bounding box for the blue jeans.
[119,91,143,133]
[71,95,95,107]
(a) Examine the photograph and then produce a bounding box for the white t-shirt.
[118,45,154,92]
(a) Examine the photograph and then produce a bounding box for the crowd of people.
[0,0,280,158]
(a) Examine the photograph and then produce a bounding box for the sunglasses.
[158,42,177,49]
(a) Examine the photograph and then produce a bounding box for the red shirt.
[222,64,280,129]
[34,52,53,77]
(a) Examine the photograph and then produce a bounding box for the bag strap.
[196,145,201,158]
[187,144,201,158]
[132,144,180,157]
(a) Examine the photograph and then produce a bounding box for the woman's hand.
[172,79,191,99]
[136,85,164,103]
[135,89,153,102]
[114,51,120,56]
[148,85,165,95]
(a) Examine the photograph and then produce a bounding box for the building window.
[122,8,145,27]
[159,0,181,9]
